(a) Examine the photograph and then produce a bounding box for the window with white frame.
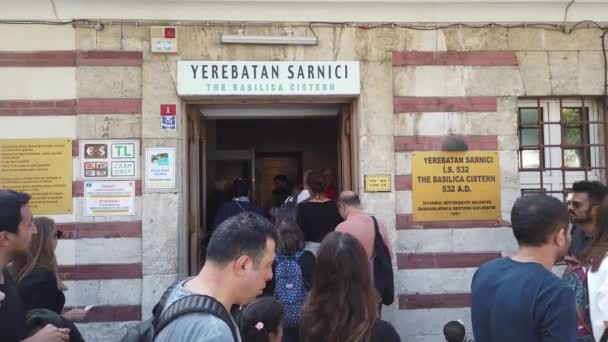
[517,97,607,199]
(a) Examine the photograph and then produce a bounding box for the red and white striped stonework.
[0,26,144,328]
[390,50,522,337]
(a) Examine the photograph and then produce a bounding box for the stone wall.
[1,22,605,341]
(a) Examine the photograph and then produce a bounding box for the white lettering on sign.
[178,61,360,96]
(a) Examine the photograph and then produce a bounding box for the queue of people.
[117,170,398,342]
[6,177,608,342]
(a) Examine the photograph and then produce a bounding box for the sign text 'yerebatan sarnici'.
[177,61,360,96]
[412,151,501,221]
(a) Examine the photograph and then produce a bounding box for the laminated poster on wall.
[145,147,176,189]
[84,181,136,217]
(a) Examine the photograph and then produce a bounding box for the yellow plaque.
[364,175,391,192]
[0,139,73,215]
[412,151,500,221]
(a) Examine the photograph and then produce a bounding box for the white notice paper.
[145,148,176,189]
[84,181,135,217]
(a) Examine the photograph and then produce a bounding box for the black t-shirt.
[370,320,401,342]
[0,269,27,342]
[300,319,401,342]
[18,268,65,314]
[296,201,343,243]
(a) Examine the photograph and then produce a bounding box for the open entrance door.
[186,105,205,275]
[338,103,353,191]
[185,101,356,274]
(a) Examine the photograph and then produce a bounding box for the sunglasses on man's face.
[54,230,64,239]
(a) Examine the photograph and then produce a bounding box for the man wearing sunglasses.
[567,181,608,261]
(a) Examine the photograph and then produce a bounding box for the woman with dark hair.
[583,197,608,341]
[238,296,284,342]
[12,217,86,319]
[264,220,315,342]
[296,170,343,244]
[300,232,400,342]
[11,217,86,341]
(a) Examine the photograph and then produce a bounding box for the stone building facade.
[1,2,608,340]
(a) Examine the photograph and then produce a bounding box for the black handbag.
[371,216,395,306]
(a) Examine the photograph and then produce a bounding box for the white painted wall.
[0,24,75,51]
[2,0,608,23]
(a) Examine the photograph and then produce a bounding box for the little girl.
[238,297,284,342]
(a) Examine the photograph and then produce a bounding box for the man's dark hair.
[273,175,288,183]
[206,212,277,266]
[337,191,361,207]
[232,178,250,198]
[511,194,570,246]
[443,321,466,342]
[0,190,31,234]
[572,180,607,205]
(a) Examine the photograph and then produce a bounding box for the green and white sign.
[177,61,360,96]
[79,139,140,180]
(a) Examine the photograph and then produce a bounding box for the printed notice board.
[0,139,72,215]
[84,181,135,217]
[412,151,501,221]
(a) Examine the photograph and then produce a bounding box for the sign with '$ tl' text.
[79,140,140,180]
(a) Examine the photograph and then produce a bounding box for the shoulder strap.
[371,216,381,254]
[154,295,239,342]
[151,280,182,319]
[371,216,380,234]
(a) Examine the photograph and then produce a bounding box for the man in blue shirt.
[471,194,576,342]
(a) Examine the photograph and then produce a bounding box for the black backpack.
[120,281,239,342]
[273,194,301,224]
[371,216,395,306]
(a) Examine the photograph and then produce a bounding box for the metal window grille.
[517,97,608,200]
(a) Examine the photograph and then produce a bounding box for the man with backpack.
[335,191,394,306]
[124,212,277,342]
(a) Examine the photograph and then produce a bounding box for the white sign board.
[79,140,140,180]
[177,61,360,96]
[145,148,176,189]
[84,181,135,217]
